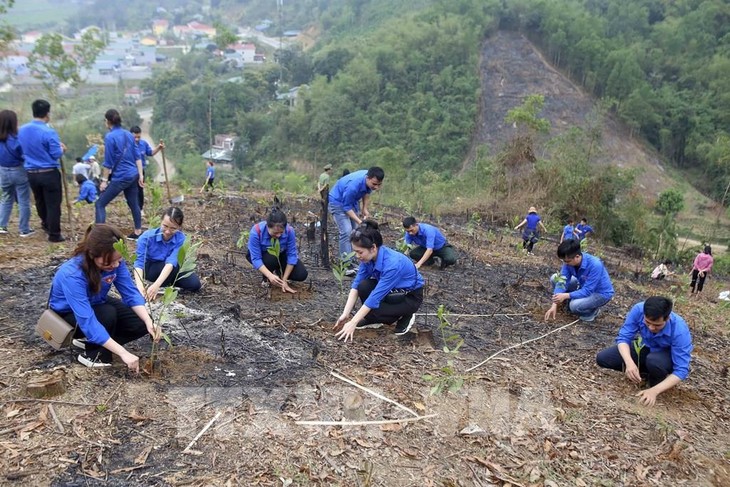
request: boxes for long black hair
[350,220,383,248]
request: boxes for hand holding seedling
[552,292,570,303]
[146,320,161,343]
[624,363,642,383]
[333,315,356,342]
[145,282,161,302]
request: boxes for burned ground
[0,189,729,487]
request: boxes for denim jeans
[95,177,141,229]
[328,203,357,260]
[550,274,611,318]
[0,166,32,233]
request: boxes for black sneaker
[77,351,112,368]
[126,232,140,240]
[20,229,36,238]
[344,268,357,277]
[48,235,66,243]
[394,314,415,335]
[356,321,383,330]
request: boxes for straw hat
[324,163,332,171]
[528,206,537,213]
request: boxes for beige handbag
[35,289,75,350]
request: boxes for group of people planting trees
[0,98,705,405]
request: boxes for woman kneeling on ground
[133,207,202,301]
[334,220,424,342]
[49,224,159,371]
[246,207,308,293]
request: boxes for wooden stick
[415,312,529,318]
[182,411,221,453]
[48,404,65,434]
[296,414,437,427]
[330,371,419,418]
[465,319,580,372]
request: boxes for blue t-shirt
[134,227,187,269]
[328,169,371,213]
[104,126,141,181]
[562,224,576,241]
[247,221,298,270]
[576,223,593,240]
[404,222,447,251]
[76,179,98,203]
[554,252,614,300]
[0,135,24,167]
[49,255,145,345]
[352,246,424,309]
[616,302,693,380]
[136,139,153,168]
[18,120,63,170]
[525,213,541,231]
[206,165,215,179]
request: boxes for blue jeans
[95,177,141,229]
[550,274,611,318]
[0,166,32,233]
[328,203,357,260]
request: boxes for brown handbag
[35,309,74,350]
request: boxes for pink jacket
[692,253,714,272]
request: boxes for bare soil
[0,186,729,487]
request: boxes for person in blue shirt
[130,126,163,213]
[402,216,457,269]
[560,218,577,244]
[334,220,424,341]
[545,239,614,322]
[246,208,308,293]
[0,109,34,237]
[50,224,158,371]
[575,218,593,241]
[596,296,693,406]
[328,167,384,271]
[96,109,144,240]
[133,206,201,301]
[18,99,67,242]
[75,174,98,204]
[514,206,547,255]
[200,160,215,193]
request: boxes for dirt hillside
[0,189,728,486]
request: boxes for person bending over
[402,216,457,269]
[334,220,424,341]
[246,207,308,293]
[133,207,201,301]
[596,296,693,406]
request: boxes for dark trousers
[357,279,423,325]
[690,269,707,293]
[95,177,141,229]
[522,230,538,252]
[60,297,149,362]
[145,260,202,291]
[246,250,308,281]
[28,169,63,239]
[596,344,673,387]
[409,244,457,268]
[137,169,147,210]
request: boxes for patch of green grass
[6,0,77,29]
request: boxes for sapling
[332,251,356,293]
[236,230,250,249]
[422,305,465,394]
[395,236,410,254]
[267,238,283,277]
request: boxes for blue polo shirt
[0,135,23,167]
[136,139,153,168]
[576,223,593,240]
[404,222,447,250]
[247,221,298,269]
[525,213,541,231]
[206,165,215,179]
[18,120,63,170]
[554,252,614,300]
[49,255,145,345]
[329,169,371,213]
[104,126,141,181]
[76,179,98,203]
[352,246,425,309]
[562,224,576,241]
[134,227,187,269]
[616,302,693,380]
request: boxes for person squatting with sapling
[334,220,425,341]
[133,207,202,301]
[328,166,384,275]
[246,207,308,293]
[49,224,159,371]
[596,296,693,406]
[514,206,547,255]
[545,239,614,322]
[402,216,457,269]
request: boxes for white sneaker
[344,268,357,277]
[72,338,87,350]
[78,352,112,368]
[394,314,416,335]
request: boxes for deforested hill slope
[469,30,730,239]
